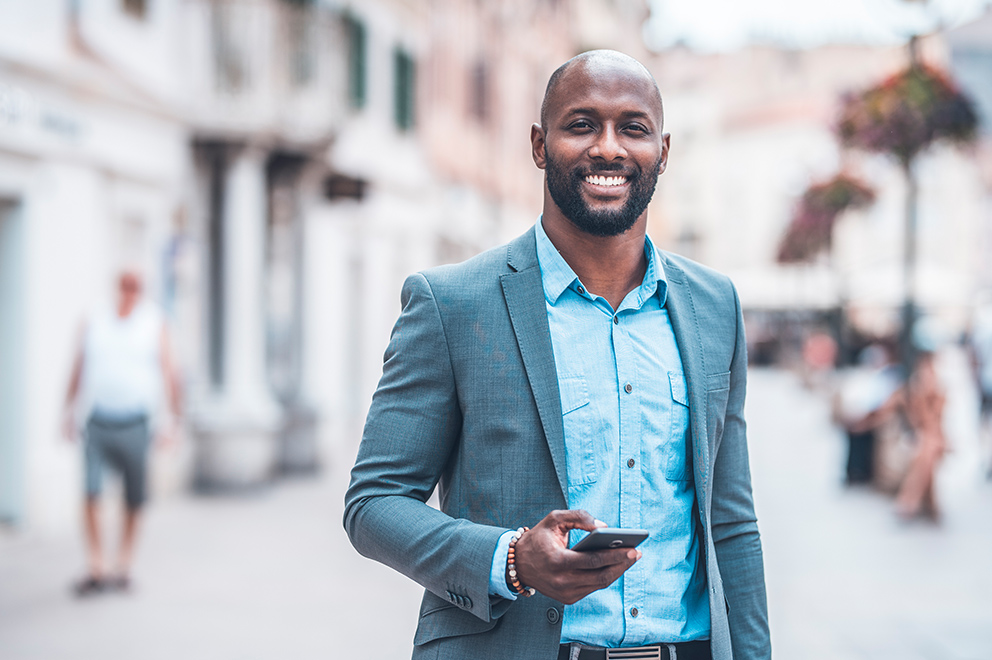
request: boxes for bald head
[540,50,663,130]
[116,269,143,318]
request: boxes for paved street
[1,367,990,659]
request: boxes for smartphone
[571,528,649,552]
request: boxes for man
[345,50,770,659]
[63,270,182,595]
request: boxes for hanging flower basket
[837,64,978,166]
[777,173,876,263]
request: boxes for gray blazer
[345,227,770,659]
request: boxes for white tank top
[83,301,163,416]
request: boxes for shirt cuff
[488,529,519,601]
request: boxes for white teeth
[585,175,627,187]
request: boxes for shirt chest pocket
[558,375,598,487]
[665,370,691,481]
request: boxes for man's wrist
[506,527,535,597]
[488,530,519,600]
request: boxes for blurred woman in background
[895,349,947,522]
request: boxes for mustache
[576,163,638,178]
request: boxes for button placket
[613,301,644,633]
[613,312,638,532]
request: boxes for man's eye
[625,124,648,134]
[569,121,593,130]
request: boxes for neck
[117,301,137,318]
[542,206,648,311]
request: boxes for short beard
[545,148,662,237]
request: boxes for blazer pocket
[706,371,731,392]
[414,596,499,646]
[706,372,732,444]
[558,375,597,487]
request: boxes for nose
[588,124,627,162]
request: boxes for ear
[530,123,547,170]
[658,133,671,176]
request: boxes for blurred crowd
[777,305,992,524]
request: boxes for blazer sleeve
[343,272,508,623]
[710,281,771,659]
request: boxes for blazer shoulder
[415,228,536,300]
[662,251,737,298]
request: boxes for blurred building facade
[650,37,989,359]
[948,8,992,294]
[0,0,654,532]
[7,0,988,534]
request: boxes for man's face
[118,273,142,309]
[534,60,669,237]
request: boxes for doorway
[0,199,25,526]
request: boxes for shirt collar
[535,217,668,308]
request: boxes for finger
[598,555,639,583]
[567,547,641,571]
[547,509,607,533]
[566,553,640,595]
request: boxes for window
[286,1,317,87]
[344,15,367,109]
[469,60,488,122]
[211,3,247,93]
[393,47,416,131]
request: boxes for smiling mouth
[584,174,629,187]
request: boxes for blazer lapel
[661,255,712,515]
[499,229,568,503]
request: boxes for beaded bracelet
[506,527,536,597]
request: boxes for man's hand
[512,509,641,605]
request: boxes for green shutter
[345,15,367,109]
[393,47,415,131]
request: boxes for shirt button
[624,383,633,394]
[577,285,585,294]
[546,607,561,624]
[613,316,619,325]
[627,458,636,468]
[630,607,639,617]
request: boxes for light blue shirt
[488,219,709,646]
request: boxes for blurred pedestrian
[801,329,838,390]
[61,270,182,596]
[969,301,992,479]
[834,342,902,485]
[895,345,947,522]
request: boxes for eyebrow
[560,107,654,121]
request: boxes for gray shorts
[84,413,151,509]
